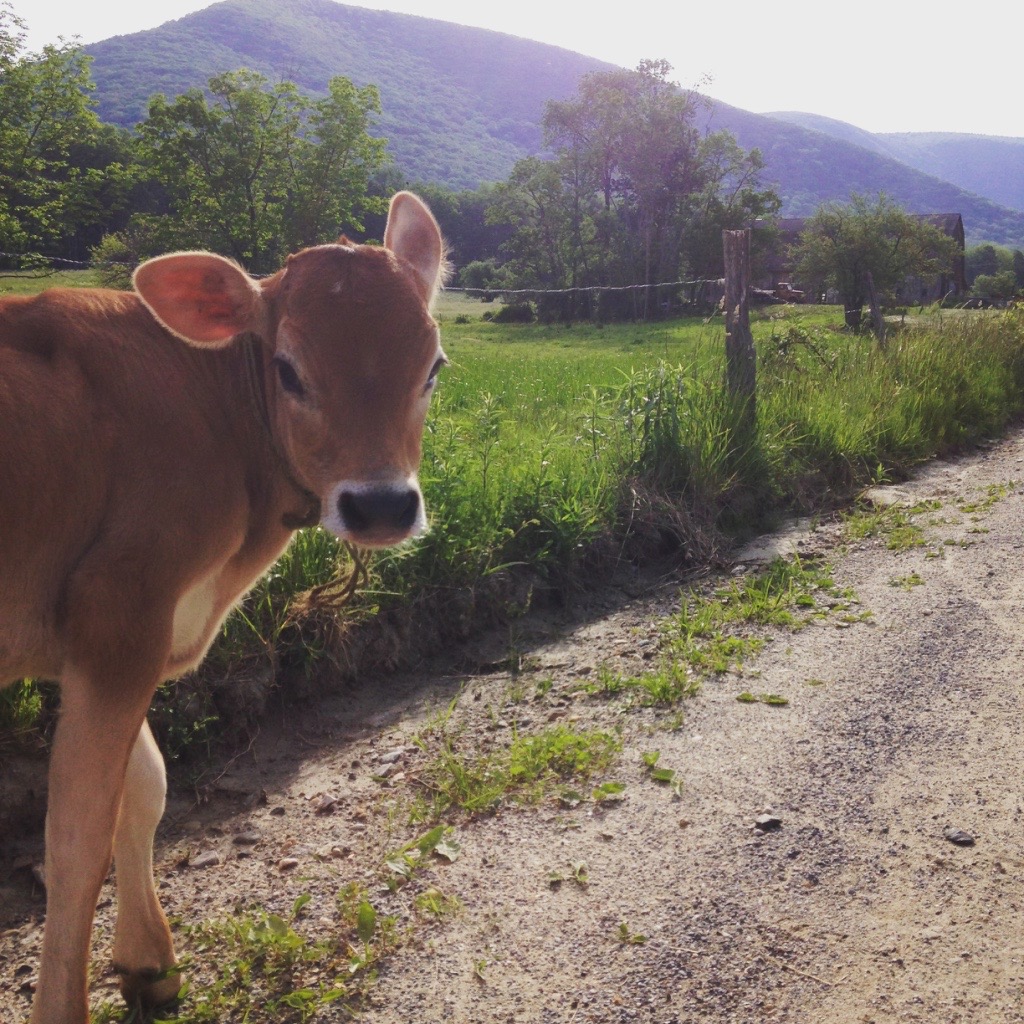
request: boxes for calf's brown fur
[0,192,446,1023]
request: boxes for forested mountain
[710,105,1024,247]
[84,0,611,190]
[769,111,1024,217]
[83,0,1024,246]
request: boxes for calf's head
[133,191,446,547]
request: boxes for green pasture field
[0,267,107,294]
[206,295,1024,704]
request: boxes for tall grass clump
[758,310,1024,498]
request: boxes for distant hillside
[762,111,896,158]
[85,0,612,190]
[878,133,1024,216]
[83,0,1024,247]
[714,106,1024,248]
[769,111,1024,218]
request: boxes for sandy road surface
[3,430,1024,1023]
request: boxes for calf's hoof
[116,964,183,1008]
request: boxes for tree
[132,69,388,272]
[0,3,107,257]
[965,242,1014,285]
[486,60,778,315]
[283,76,388,251]
[792,194,961,329]
[972,271,1017,300]
[967,243,1000,282]
[487,156,591,290]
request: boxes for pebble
[943,826,975,846]
[189,850,221,869]
[313,793,339,814]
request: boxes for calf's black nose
[338,485,420,536]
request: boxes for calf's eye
[273,356,305,398]
[425,355,447,393]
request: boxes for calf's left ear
[383,191,445,306]
[134,252,265,346]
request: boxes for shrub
[490,301,535,323]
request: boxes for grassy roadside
[3,286,1024,762]
[197,300,1024,731]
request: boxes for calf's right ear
[133,252,265,346]
[383,191,445,307]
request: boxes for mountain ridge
[768,110,1024,217]
[81,0,1024,247]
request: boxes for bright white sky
[14,0,1024,138]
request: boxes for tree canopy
[792,193,961,328]
[484,60,779,313]
[0,2,122,258]
[131,69,388,272]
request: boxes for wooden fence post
[723,229,756,432]
[864,270,887,348]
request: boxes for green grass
[577,554,867,712]
[0,268,107,295]
[411,720,623,819]
[90,829,465,1022]
[91,889,394,1024]
[843,504,926,551]
[0,679,45,732]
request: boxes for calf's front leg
[30,674,159,1024]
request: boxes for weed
[641,751,683,796]
[414,887,463,920]
[959,480,1018,514]
[106,892,382,1023]
[414,724,622,819]
[384,826,461,890]
[736,692,789,706]
[617,922,648,945]
[890,572,925,590]
[843,504,925,551]
[578,659,701,707]
[666,555,862,663]
[591,780,626,803]
[549,861,590,889]
[0,679,45,734]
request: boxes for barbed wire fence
[0,249,729,316]
[447,277,727,320]
[0,250,135,280]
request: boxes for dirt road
[3,429,1024,1023]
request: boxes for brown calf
[0,192,446,1023]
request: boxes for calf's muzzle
[337,483,422,542]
